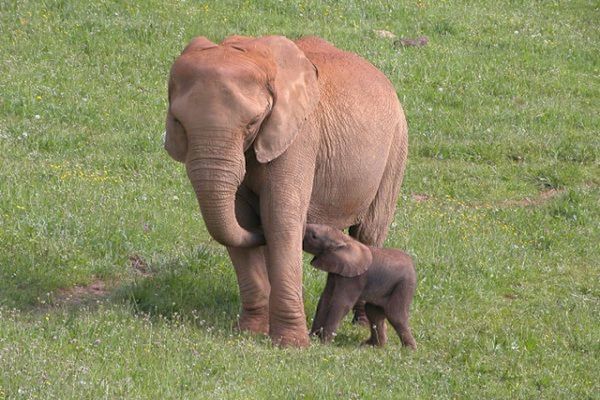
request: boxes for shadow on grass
[115,245,243,333]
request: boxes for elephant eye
[246,116,261,130]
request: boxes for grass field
[1,0,598,398]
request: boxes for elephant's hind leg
[349,119,408,248]
[350,120,408,325]
[228,186,270,335]
[384,282,416,349]
[228,246,270,335]
[362,304,388,347]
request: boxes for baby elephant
[303,224,417,349]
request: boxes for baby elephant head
[303,224,373,277]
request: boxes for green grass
[1,0,598,398]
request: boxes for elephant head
[165,36,320,248]
[303,224,373,277]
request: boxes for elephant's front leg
[227,246,270,335]
[310,274,336,338]
[262,224,308,347]
[320,279,362,343]
[259,136,317,347]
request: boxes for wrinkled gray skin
[303,224,417,349]
[164,35,408,347]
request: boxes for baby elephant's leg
[362,303,387,347]
[384,284,417,349]
[320,297,354,343]
[310,275,336,338]
[351,300,370,326]
[321,278,362,343]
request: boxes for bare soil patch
[411,193,431,202]
[52,279,109,306]
[410,188,566,207]
[129,254,151,277]
[497,188,565,207]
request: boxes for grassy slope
[0,0,598,398]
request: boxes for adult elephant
[164,35,408,347]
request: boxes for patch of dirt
[498,188,565,207]
[129,254,151,277]
[373,29,396,39]
[43,254,153,309]
[52,279,109,306]
[410,189,565,208]
[411,193,431,202]
[395,36,429,48]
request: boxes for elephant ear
[311,241,373,278]
[220,35,254,47]
[164,107,187,163]
[182,36,217,53]
[249,36,320,163]
[165,37,218,163]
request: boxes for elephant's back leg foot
[228,246,270,336]
[384,285,417,349]
[228,189,271,335]
[270,322,311,348]
[361,303,387,347]
[236,305,270,335]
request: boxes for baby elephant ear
[311,241,373,277]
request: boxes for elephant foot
[361,337,386,347]
[236,308,269,335]
[270,324,310,348]
[309,327,323,339]
[271,331,310,348]
[401,337,417,350]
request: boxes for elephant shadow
[120,247,380,345]
[118,245,242,333]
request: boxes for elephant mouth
[309,255,322,265]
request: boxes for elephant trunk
[185,136,264,248]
